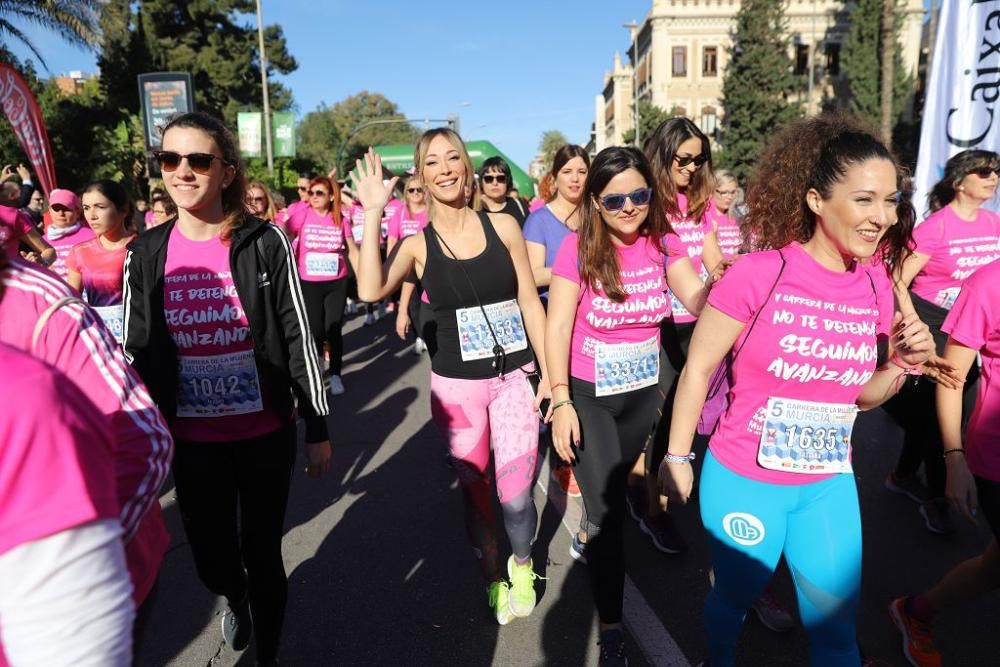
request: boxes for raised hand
[350,148,399,213]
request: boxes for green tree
[538,130,569,171]
[841,0,913,135]
[0,0,100,67]
[720,0,801,183]
[623,99,672,146]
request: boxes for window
[703,47,718,77]
[700,107,718,136]
[826,43,841,76]
[672,46,687,77]
[794,44,809,76]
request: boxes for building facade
[593,0,925,151]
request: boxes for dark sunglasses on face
[309,190,329,197]
[50,205,72,213]
[599,187,653,211]
[407,188,423,194]
[969,166,1000,178]
[297,185,308,191]
[673,153,708,168]
[482,174,507,184]
[153,151,227,174]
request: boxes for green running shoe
[488,580,514,625]
[507,556,539,618]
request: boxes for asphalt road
[140,312,998,667]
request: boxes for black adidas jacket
[122,216,330,443]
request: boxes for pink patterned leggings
[430,365,539,582]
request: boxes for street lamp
[255,0,274,177]
[623,21,640,147]
[335,117,459,175]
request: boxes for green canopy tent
[373,141,535,196]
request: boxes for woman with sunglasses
[702,169,747,273]
[545,146,713,665]
[354,129,549,626]
[391,176,432,353]
[247,181,277,223]
[123,111,331,665]
[477,156,528,226]
[66,180,137,344]
[661,114,933,667]
[149,194,177,228]
[286,176,358,396]
[38,188,91,280]
[884,149,1000,536]
[346,177,402,324]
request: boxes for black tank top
[422,210,533,379]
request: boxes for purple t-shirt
[523,205,572,300]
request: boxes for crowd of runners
[0,108,998,667]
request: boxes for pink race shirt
[666,192,710,323]
[552,232,674,384]
[287,207,350,282]
[942,259,1000,481]
[706,199,744,258]
[347,200,399,244]
[46,224,96,281]
[67,237,132,307]
[910,205,1000,309]
[0,207,34,257]
[163,226,282,442]
[387,205,428,240]
[708,244,893,485]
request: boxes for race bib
[456,299,528,362]
[94,304,124,344]
[757,397,857,474]
[305,251,340,278]
[176,350,263,418]
[594,336,659,396]
[935,286,960,310]
[352,225,364,244]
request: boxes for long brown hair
[578,146,667,302]
[744,112,915,269]
[160,112,248,243]
[644,117,713,223]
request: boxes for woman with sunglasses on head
[123,112,331,665]
[545,146,713,665]
[66,180,137,344]
[354,129,549,626]
[660,114,933,667]
[477,156,528,227]
[286,176,358,396]
[882,150,1000,536]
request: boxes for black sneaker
[640,512,687,554]
[625,483,647,522]
[598,628,629,666]
[221,598,253,651]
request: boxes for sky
[7,0,652,170]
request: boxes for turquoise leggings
[700,450,862,666]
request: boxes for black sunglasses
[297,185,309,191]
[153,151,227,174]
[406,187,423,194]
[673,153,708,168]
[969,166,1000,178]
[482,174,507,184]
[599,187,653,211]
[308,189,329,197]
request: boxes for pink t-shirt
[287,207,350,282]
[942,259,1000,481]
[0,207,34,257]
[164,225,282,442]
[552,232,676,384]
[67,237,132,307]
[529,197,546,213]
[0,255,172,605]
[910,205,1000,309]
[387,205,428,240]
[346,200,399,244]
[46,224,96,282]
[707,243,893,485]
[706,199,743,258]
[666,192,710,323]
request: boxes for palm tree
[0,0,101,68]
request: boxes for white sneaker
[414,337,426,355]
[328,374,345,395]
[364,313,375,326]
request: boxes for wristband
[551,399,574,412]
[890,353,923,376]
[943,448,966,459]
[551,382,570,392]
[664,451,696,465]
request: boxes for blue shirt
[523,205,572,301]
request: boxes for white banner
[913,0,1000,219]
[237,112,262,158]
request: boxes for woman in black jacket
[122,111,330,665]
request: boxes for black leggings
[647,320,696,472]
[571,378,662,624]
[172,423,296,662]
[301,278,348,375]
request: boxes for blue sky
[7,0,651,169]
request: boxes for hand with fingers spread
[891,311,933,368]
[350,148,400,213]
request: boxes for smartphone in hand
[525,371,551,420]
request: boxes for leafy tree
[0,0,100,68]
[623,99,672,146]
[538,130,569,171]
[841,0,913,135]
[720,0,801,183]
